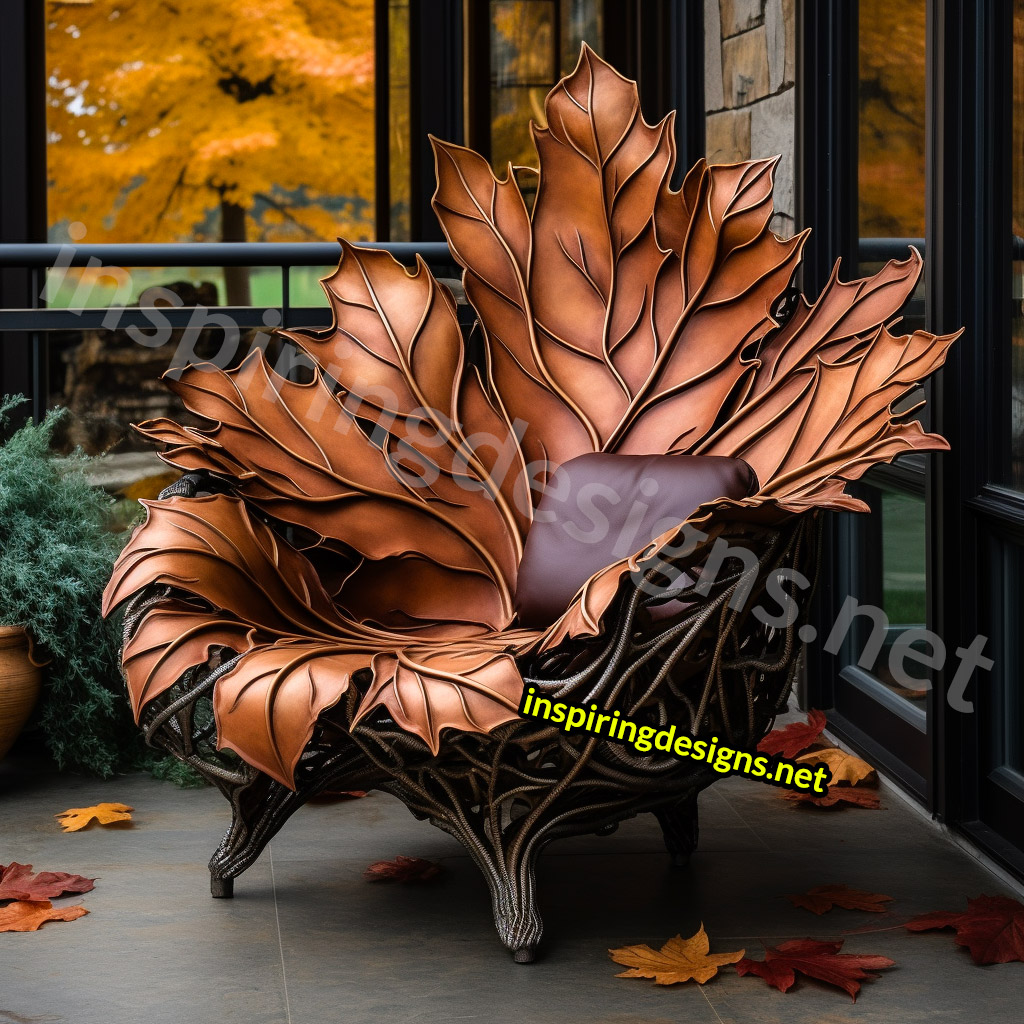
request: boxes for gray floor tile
[3,746,1024,1023]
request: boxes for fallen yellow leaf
[797,747,875,786]
[55,803,134,832]
[0,900,88,932]
[610,925,745,985]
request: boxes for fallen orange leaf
[363,856,442,883]
[797,747,875,785]
[609,925,744,985]
[0,863,96,902]
[785,786,881,809]
[0,900,88,932]
[55,802,133,832]
[787,884,893,915]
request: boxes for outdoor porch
[3,718,1021,1024]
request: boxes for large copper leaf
[106,495,540,782]
[213,641,371,784]
[120,602,265,720]
[103,495,348,638]
[696,254,959,506]
[605,158,806,454]
[432,136,597,471]
[136,347,520,630]
[433,45,806,468]
[353,634,538,755]
[282,242,531,543]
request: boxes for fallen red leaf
[363,856,442,883]
[0,863,96,902]
[784,786,881,809]
[758,710,827,758]
[735,938,895,1000]
[55,802,133,832]
[905,894,1024,964]
[787,884,893,915]
[0,900,89,932]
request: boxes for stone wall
[704,0,795,237]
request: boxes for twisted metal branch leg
[208,770,298,897]
[653,794,699,869]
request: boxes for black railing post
[408,0,463,241]
[925,0,1014,829]
[795,0,859,714]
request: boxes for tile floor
[2,736,1023,1024]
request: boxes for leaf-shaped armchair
[103,47,957,962]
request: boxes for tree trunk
[220,200,251,307]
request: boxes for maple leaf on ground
[735,938,895,1000]
[609,925,745,985]
[797,747,875,785]
[362,856,442,883]
[784,786,881,809]
[758,710,827,758]
[0,900,89,932]
[0,863,96,902]
[54,803,134,832]
[905,894,1024,964]
[786,884,893,915]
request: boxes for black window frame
[800,0,1024,878]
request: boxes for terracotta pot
[0,625,44,761]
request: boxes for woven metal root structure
[123,509,820,960]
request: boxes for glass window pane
[842,484,930,708]
[488,0,602,174]
[858,0,926,239]
[560,0,602,72]
[389,0,412,241]
[856,1,928,444]
[876,487,929,704]
[46,1,377,251]
[490,1,557,171]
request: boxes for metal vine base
[124,477,820,962]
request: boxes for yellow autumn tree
[858,0,926,237]
[47,0,375,301]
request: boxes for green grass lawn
[45,265,336,309]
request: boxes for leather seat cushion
[514,453,758,628]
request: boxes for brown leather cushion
[514,453,758,628]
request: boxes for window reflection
[389,0,412,240]
[848,484,930,706]
[858,0,926,238]
[850,1,930,710]
[488,0,602,175]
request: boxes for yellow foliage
[46,0,376,242]
[858,0,926,237]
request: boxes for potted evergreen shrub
[0,395,143,772]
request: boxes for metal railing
[0,241,454,332]
[1,235,1020,421]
